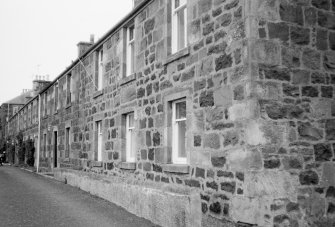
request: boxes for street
[0,166,159,227]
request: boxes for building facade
[3,0,335,226]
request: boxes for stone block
[312,0,330,10]
[318,11,335,30]
[121,85,136,103]
[227,148,262,171]
[200,91,214,107]
[292,69,310,85]
[249,0,280,21]
[282,46,300,68]
[268,22,289,42]
[213,86,232,108]
[211,155,226,167]
[326,119,335,140]
[189,150,211,167]
[215,54,232,71]
[302,48,321,70]
[324,51,335,72]
[298,122,323,141]
[290,26,310,45]
[317,29,328,51]
[322,163,335,186]
[302,86,319,97]
[228,99,259,121]
[330,32,335,51]
[245,121,266,145]
[280,2,303,25]
[204,133,220,149]
[216,13,232,27]
[304,7,317,27]
[231,196,271,227]
[314,143,333,162]
[299,170,319,185]
[251,40,280,66]
[244,171,298,200]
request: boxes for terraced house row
[3,0,335,226]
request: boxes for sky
[0,0,133,105]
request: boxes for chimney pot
[90,34,94,44]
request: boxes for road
[0,166,159,227]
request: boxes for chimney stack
[77,35,94,57]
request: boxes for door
[54,131,58,168]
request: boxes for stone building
[0,77,50,141]
[3,0,335,226]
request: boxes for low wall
[54,168,201,227]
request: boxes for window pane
[129,25,134,41]
[177,8,185,50]
[175,0,180,8]
[176,101,186,119]
[178,120,186,158]
[131,129,136,159]
[131,43,135,74]
[128,113,134,127]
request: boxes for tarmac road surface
[0,166,159,227]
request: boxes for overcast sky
[0,0,132,105]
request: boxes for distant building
[0,77,50,140]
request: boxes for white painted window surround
[126,24,135,77]
[171,0,187,54]
[97,121,102,162]
[172,98,187,164]
[98,49,103,90]
[126,112,136,162]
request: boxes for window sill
[93,90,103,99]
[161,164,190,174]
[92,161,103,167]
[120,73,136,86]
[163,46,190,66]
[65,104,72,109]
[119,162,136,170]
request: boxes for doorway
[54,131,58,168]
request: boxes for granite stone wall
[6,0,335,226]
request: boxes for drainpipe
[37,94,41,172]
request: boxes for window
[97,49,103,90]
[65,127,70,158]
[126,23,135,76]
[44,92,47,116]
[171,0,187,54]
[54,82,58,112]
[43,133,47,158]
[172,99,186,164]
[66,74,72,105]
[13,106,18,115]
[96,121,102,161]
[126,112,136,162]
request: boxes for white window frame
[98,49,103,90]
[126,112,136,162]
[13,106,18,115]
[126,24,135,77]
[171,0,187,54]
[96,121,103,162]
[54,82,59,111]
[65,127,70,158]
[172,98,187,164]
[43,133,47,158]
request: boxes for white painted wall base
[54,168,201,227]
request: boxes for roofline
[8,0,152,123]
[38,0,152,96]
